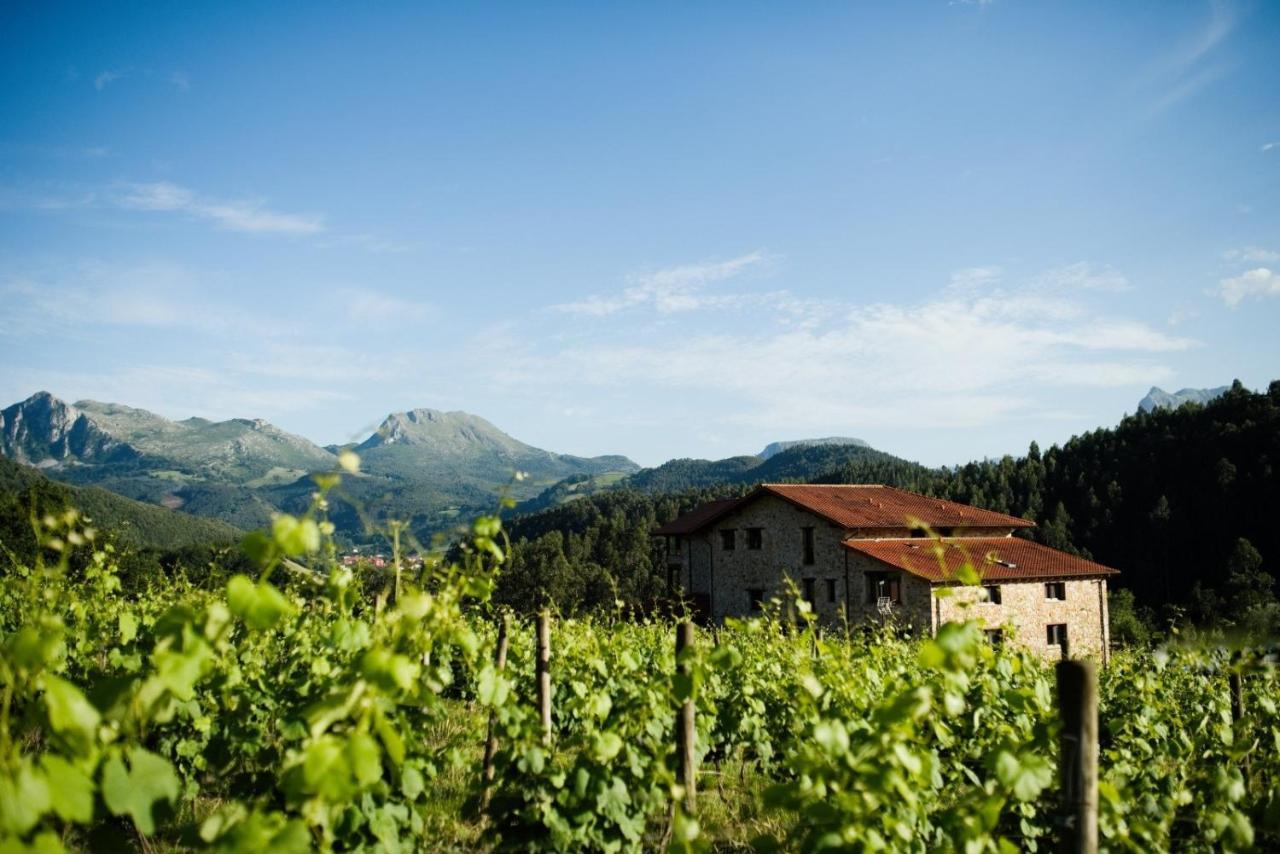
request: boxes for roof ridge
[761,482,884,488]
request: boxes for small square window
[982,585,1002,605]
[802,578,816,603]
[746,528,763,550]
[747,588,765,611]
[826,578,837,603]
[985,628,1004,646]
[720,529,736,551]
[1046,623,1068,646]
[1045,582,1066,601]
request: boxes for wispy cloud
[3,364,352,424]
[94,69,126,90]
[1224,246,1279,263]
[169,71,190,91]
[493,262,1194,434]
[1133,1,1236,116]
[336,288,433,326]
[0,261,275,337]
[1261,141,1279,153]
[553,251,778,316]
[1217,267,1279,307]
[116,181,325,234]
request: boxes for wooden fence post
[536,610,552,745]
[480,612,510,810]
[1057,659,1098,854]
[1229,653,1249,782]
[675,620,697,814]
[1229,653,1245,723]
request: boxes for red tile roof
[758,484,1033,531]
[653,498,745,535]
[843,536,1120,583]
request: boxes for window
[1046,623,1068,646]
[865,571,902,604]
[984,629,1004,646]
[802,578,816,604]
[667,536,681,554]
[982,585,1002,605]
[747,588,765,611]
[746,528,763,550]
[802,527,815,565]
[720,529,736,551]
[1045,582,1066,601]
[826,578,837,603]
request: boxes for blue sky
[1,1,1278,467]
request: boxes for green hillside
[0,456,242,555]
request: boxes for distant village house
[653,484,1118,663]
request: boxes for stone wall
[698,494,848,622]
[843,550,935,635]
[934,577,1110,664]
[669,497,1111,665]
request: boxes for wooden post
[536,610,552,745]
[675,620,697,814]
[1229,654,1249,782]
[1057,660,1098,854]
[480,612,510,809]
[1229,670,1244,724]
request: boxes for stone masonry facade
[658,486,1117,665]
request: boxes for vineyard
[1,466,1277,852]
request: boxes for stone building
[654,484,1118,663]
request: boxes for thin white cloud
[1224,246,1280,263]
[94,69,125,90]
[228,342,414,383]
[116,181,324,234]
[1133,1,1236,116]
[1217,267,1280,307]
[493,263,1195,434]
[4,365,351,423]
[169,71,190,91]
[554,251,777,316]
[337,288,433,326]
[1029,262,1131,293]
[0,261,274,337]
[1261,142,1279,153]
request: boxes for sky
[1,1,1278,468]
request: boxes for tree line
[501,381,1280,638]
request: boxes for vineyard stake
[480,612,510,810]
[536,610,552,745]
[1056,659,1098,854]
[1229,652,1245,723]
[675,620,697,814]
[1229,653,1249,783]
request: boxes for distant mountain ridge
[0,392,335,481]
[1138,386,1230,413]
[758,437,869,460]
[0,392,638,541]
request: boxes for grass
[412,700,790,851]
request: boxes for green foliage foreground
[0,465,1277,852]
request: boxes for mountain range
[0,392,640,540]
[1,384,1242,545]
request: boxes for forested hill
[0,457,242,557]
[909,380,1279,621]
[503,380,1279,624]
